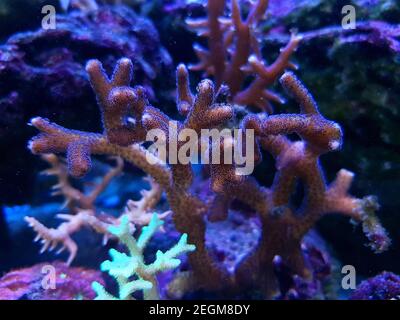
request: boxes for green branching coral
[92,214,196,300]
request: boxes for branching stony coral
[123,177,171,231]
[40,154,124,212]
[25,153,169,265]
[26,0,390,300]
[187,0,301,112]
[92,214,196,300]
[28,54,390,297]
[25,210,110,266]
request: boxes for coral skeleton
[92,214,195,300]
[27,55,390,297]
[186,0,301,112]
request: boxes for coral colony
[0,0,397,300]
[22,0,391,299]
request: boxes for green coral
[92,214,196,300]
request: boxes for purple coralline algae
[0,261,104,300]
[351,271,400,300]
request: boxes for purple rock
[351,271,400,300]
[0,261,104,300]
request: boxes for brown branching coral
[187,0,301,112]
[24,0,390,299]
[27,52,390,297]
[233,72,391,295]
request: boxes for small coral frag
[92,214,195,300]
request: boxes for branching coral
[27,55,390,297]
[233,72,391,295]
[92,214,195,300]
[28,58,232,290]
[186,0,301,112]
[25,153,169,265]
[40,154,123,212]
[26,210,111,266]
[123,177,171,230]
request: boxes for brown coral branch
[176,64,194,116]
[187,0,227,85]
[233,71,390,296]
[29,117,171,187]
[187,0,300,111]
[323,171,390,253]
[183,78,233,132]
[233,34,301,112]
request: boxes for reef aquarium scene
[0,0,400,306]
